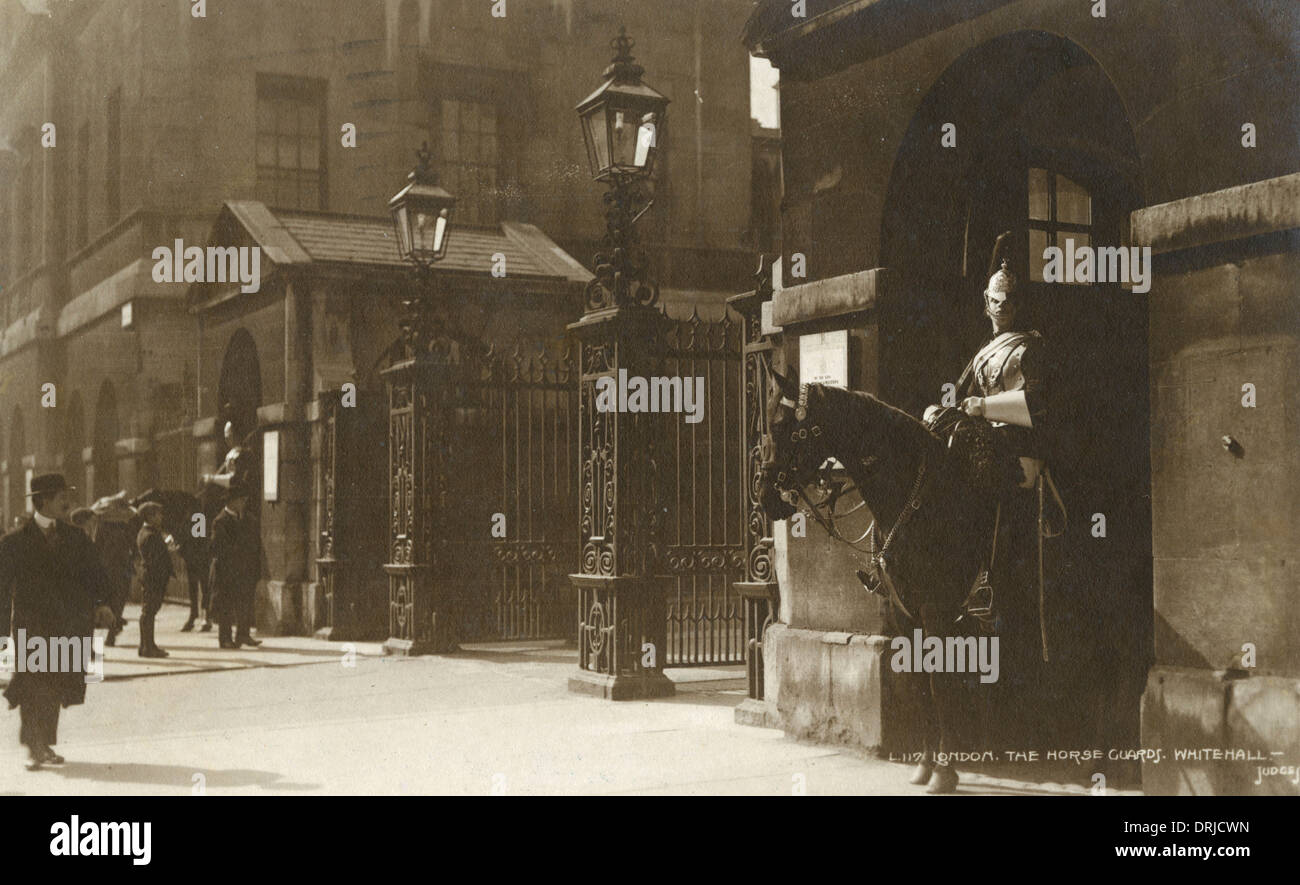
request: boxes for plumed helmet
[985,230,1017,296]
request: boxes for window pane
[300,136,320,171]
[257,134,277,166]
[299,101,320,137]
[301,171,322,210]
[1028,167,1049,221]
[442,125,458,161]
[1056,174,1091,225]
[278,134,297,168]
[1029,228,1049,282]
[257,99,276,134]
[442,99,459,133]
[278,172,295,208]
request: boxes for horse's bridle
[762,383,931,621]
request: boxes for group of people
[0,459,263,769]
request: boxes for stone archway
[217,328,263,444]
[879,30,1151,765]
[92,381,119,499]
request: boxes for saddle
[923,407,1023,494]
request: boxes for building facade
[744,0,1298,792]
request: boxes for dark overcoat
[136,524,174,596]
[208,509,261,622]
[0,518,109,708]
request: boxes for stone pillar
[1134,173,1300,795]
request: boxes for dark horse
[759,369,1008,793]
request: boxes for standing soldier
[91,492,138,647]
[209,484,263,649]
[136,501,173,658]
[0,474,115,769]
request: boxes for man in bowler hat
[0,474,115,769]
[136,501,173,658]
[209,484,263,649]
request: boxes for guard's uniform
[957,325,1062,746]
[960,329,1050,469]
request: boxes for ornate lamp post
[568,29,675,699]
[382,144,460,655]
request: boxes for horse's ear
[769,364,799,401]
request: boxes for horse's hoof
[909,762,934,785]
[926,765,959,794]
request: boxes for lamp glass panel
[610,107,640,169]
[582,107,609,175]
[393,204,412,258]
[414,210,438,256]
[634,116,657,168]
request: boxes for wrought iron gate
[657,310,746,665]
[453,343,579,642]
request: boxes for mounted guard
[926,231,1066,663]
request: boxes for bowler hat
[27,473,74,497]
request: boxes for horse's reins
[775,387,930,621]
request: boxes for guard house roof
[189,200,592,308]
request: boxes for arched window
[218,328,263,441]
[1027,167,1094,283]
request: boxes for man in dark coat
[209,484,263,649]
[0,474,115,768]
[90,493,138,647]
[135,501,173,658]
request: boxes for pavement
[0,601,1121,796]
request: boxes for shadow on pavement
[34,760,320,792]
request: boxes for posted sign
[798,330,849,389]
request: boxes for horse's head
[758,365,835,522]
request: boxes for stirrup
[856,568,886,600]
[956,570,995,629]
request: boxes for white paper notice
[798,330,849,389]
[263,430,279,502]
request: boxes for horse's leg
[910,666,938,785]
[920,606,960,794]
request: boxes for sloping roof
[202,200,592,284]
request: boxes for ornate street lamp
[575,28,671,314]
[576,29,669,182]
[389,142,456,268]
[381,144,460,657]
[567,29,675,700]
